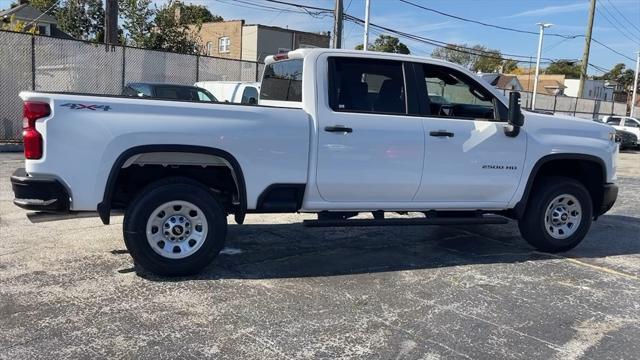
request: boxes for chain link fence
[499,89,638,120]
[0,30,264,143]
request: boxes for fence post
[195,55,200,82]
[121,45,126,90]
[573,96,579,116]
[31,35,36,91]
[255,62,259,82]
[553,95,558,114]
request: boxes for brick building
[194,20,330,63]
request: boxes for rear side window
[626,120,639,128]
[329,57,406,115]
[241,86,259,104]
[261,59,303,102]
[606,117,621,125]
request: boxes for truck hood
[522,110,615,140]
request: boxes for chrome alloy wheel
[544,194,582,240]
[146,200,208,259]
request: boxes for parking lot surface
[1,151,639,359]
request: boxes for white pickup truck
[11,49,618,276]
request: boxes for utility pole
[333,0,343,49]
[578,0,596,98]
[532,23,552,111]
[104,0,118,45]
[631,51,640,117]
[363,0,371,51]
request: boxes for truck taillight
[22,101,50,160]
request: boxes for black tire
[518,176,593,252]
[123,177,227,276]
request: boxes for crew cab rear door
[412,62,526,204]
[314,56,424,202]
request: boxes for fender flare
[97,145,247,225]
[513,153,607,219]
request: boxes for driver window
[422,64,496,120]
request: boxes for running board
[303,215,509,227]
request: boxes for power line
[591,38,635,62]
[596,1,639,45]
[259,0,617,67]
[397,0,636,63]
[605,0,640,35]
[397,0,580,39]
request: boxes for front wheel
[518,176,593,252]
[123,178,227,276]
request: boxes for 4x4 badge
[60,103,111,111]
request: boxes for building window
[37,25,47,35]
[218,37,230,53]
[206,41,213,56]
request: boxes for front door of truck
[412,63,526,204]
[315,57,424,202]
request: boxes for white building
[563,79,614,101]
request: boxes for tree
[156,1,222,25]
[147,1,201,53]
[431,44,473,67]
[545,60,581,79]
[502,59,519,73]
[119,0,155,47]
[1,14,39,34]
[595,63,636,91]
[471,45,502,73]
[355,35,410,54]
[431,43,503,73]
[56,0,104,40]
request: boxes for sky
[2,0,639,74]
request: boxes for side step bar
[303,215,509,228]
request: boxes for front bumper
[11,168,70,212]
[597,183,618,217]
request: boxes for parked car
[194,81,260,104]
[615,129,639,150]
[123,83,218,102]
[12,49,618,276]
[603,116,640,148]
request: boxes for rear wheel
[123,178,227,276]
[518,176,593,252]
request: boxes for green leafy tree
[26,0,59,12]
[502,59,519,73]
[119,0,155,47]
[27,0,104,40]
[1,14,39,33]
[148,1,201,53]
[156,1,222,25]
[595,63,636,91]
[545,60,581,79]
[431,44,473,68]
[56,0,104,40]
[355,35,410,54]
[431,43,503,73]
[471,45,503,73]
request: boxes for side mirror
[505,92,524,137]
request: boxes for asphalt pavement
[1,151,639,359]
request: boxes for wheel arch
[513,154,607,220]
[97,145,247,225]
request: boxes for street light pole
[532,22,552,111]
[363,0,371,51]
[631,51,640,117]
